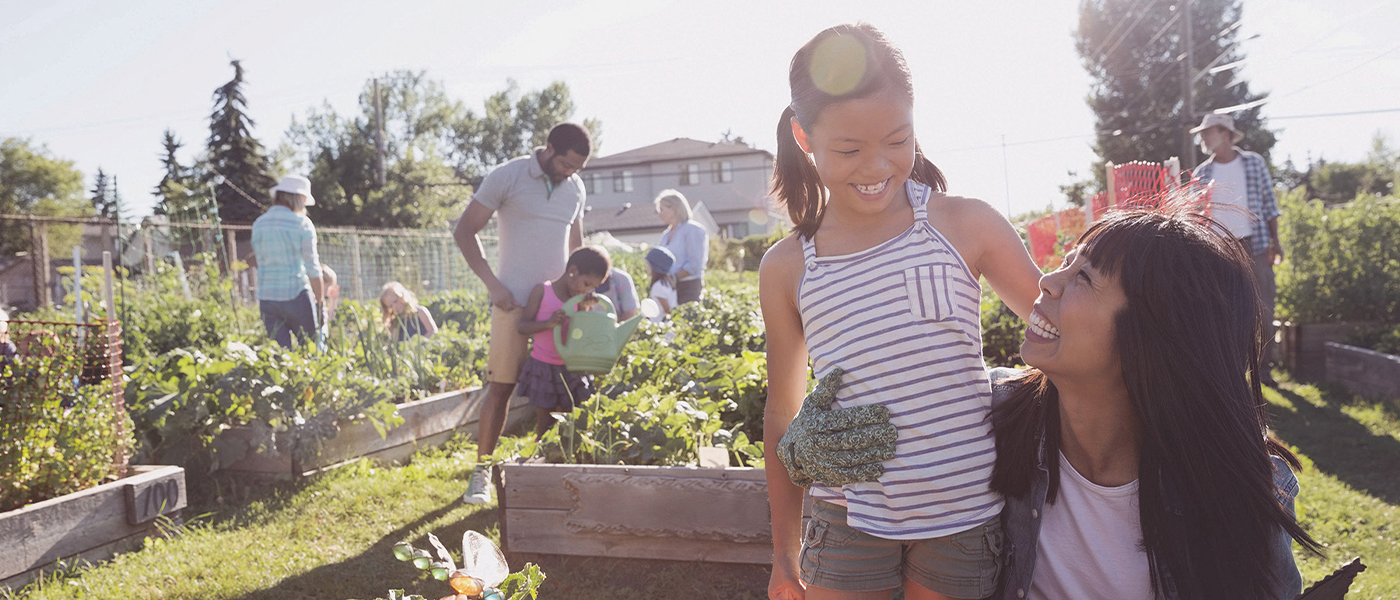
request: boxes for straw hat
[270,175,316,205]
[1189,113,1244,144]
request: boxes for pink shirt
[530,281,567,365]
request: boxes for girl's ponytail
[911,141,947,193]
[772,106,827,239]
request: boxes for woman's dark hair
[566,245,610,279]
[547,122,592,158]
[772,23,946,239]
[989,209,1320,600]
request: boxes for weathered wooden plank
[563,471,771,543]
[501,464,765,511]
[222,389,531,477]
[0,465,183,580]
[311,399,535,472]
[308,388,479,469]
[1,528,149,590]
[505,508,774,564]
[124,466,187,525]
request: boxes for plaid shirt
[1193,148,1280,256]
[251,206,323,302]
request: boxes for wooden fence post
[30,220,52,308]
[351,233,364,302]
[227,235,242,304]
[142,228,155,275]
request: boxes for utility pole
[374,77,386,189]
[1181,0,1197,167]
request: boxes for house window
[613,170,633,193]
[584,173,602,194]
[680,163,700,186]
[711,160,733,183]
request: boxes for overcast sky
[2,0,1397,221]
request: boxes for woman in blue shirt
[251,175,324,348]
[654,189,708,305]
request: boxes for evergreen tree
[154,129,201,220]
[90,168,118,219]
[1076,0,1272,184]
[205,59,275,224]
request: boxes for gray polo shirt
[473,150,587,304]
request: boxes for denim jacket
[989,368,1303,600]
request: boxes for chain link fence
[1,214,498,311]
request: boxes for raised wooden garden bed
[500,463,785,564]
[1325,342,1400,399]
[0,465,186,590]
[1280,321,1380,381]
[222,387,534,479]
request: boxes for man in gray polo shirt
[453,122,591,504]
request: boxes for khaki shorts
[486,306,529,384]
[799,500,1003,598]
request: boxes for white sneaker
[461,466,493,505]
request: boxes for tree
[154,129,202,221]
[451,79,602,180]
[1277,133,1400,204]
[1076,0,1272,185]
[0,138,90,255]
[286,72,601,228]
[206,59,276,224]
[89,168,122,220]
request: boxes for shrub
[1346,323,1400,356]
[981,285,1024,368]
[1276,190,1400,323]
[0,327,135,511]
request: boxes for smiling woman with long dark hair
[989,210,1320,600]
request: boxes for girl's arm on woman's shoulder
[758,236,812,589]
[929,194,1042,319]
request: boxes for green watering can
[553,293,651,374]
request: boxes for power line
[1276,40,1400,101]
[1270,107,1400,120]
[1102,0,1161,61]
[1089,0,1155,59]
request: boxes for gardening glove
[777,367,898,488]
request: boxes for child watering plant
[760,23,1043,600]
[516,245,611,439]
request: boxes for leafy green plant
[980,283,1024,368]
[1276,190,1400,324]
[1346,323,1400,356]
[0,329,135,511]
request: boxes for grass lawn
[5,379,1396,599]
[1267,376,1400,598]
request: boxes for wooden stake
[31,220,52,308]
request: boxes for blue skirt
[517,357,592,412]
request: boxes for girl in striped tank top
[762,24,1043,600]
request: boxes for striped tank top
[800,180,1002,540]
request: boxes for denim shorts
[799,500,1004,598]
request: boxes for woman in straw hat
[251,175,325,347]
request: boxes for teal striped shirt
[252,206,322,301]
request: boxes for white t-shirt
[1029,452,1154,600]
[649,280,678,323]
[1208,158,1255,239]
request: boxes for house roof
[584,138,770,169]
[585,192,778,232]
